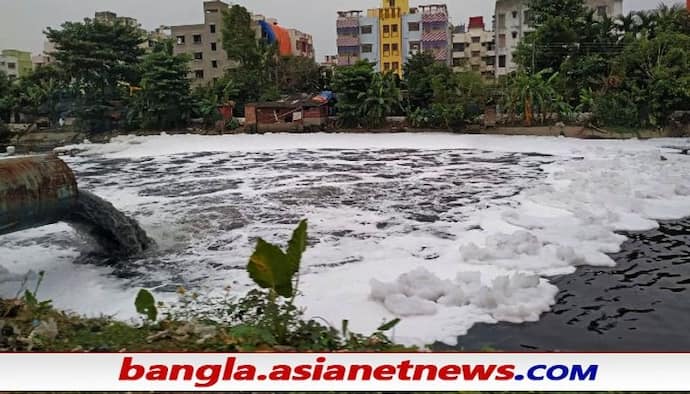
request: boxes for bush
[592,92,640,128]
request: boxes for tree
[528,0,587,26]
[403,52,437,110]
[222,5,261,67]
[45,18,145,131]
[275,56,321,94]
[137,41,194,129]
[221,5,281,114]
[358,72,401,128]
[612,31,690,127]
[501,69,561,126]
[9,65,71,126]
[332,60,375,127]
[0,71,14,123]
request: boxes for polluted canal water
[0,155,151,257]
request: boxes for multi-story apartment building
[336,10,364,67]
[172,1,230,85]
[495,0,623,77]
[336,0,451,75]
[94,11,140,28]
[0,54,19,79]
[1,50,32,78]
[172,1,315,86]
[452,17,496,79]
[31,41,57,69]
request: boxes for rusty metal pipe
[0,155,78,236]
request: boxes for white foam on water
[1,133,688,346]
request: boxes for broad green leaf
[247,238,294,298]
[286,219,308,274]
[135,289,158,321]
[377,318,401,332]
[23,290,38,306]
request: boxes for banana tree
[357,72,401,129]
[505,70,559,126]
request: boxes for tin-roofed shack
[244,93,332,133]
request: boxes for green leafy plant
[247,219,307,299]
[135,289,158,322]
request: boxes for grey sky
[0,0,680,60]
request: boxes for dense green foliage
[135,42,194,129]
[2,2,688,134]
[46,18,145,131]
[514,1,690,128]
[331,60,376,127]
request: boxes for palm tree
[616,11,643,38]
[652,3,687,34]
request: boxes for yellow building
[368,0,410,75]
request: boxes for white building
[494,0,623,77]
[0,54,19,79]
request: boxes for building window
[212,60,218,68]
[487,41,495,51]
[486,56,495,65]
[498,34,506,48]
[210,24,216,34]
[383,25,390,36]
[408,22,420,31]
[361,25,373,34]
[194,52,203,60]
[512,10,518,18]
[471,51,481,57]
[211,42,217,51]
[193,34,202,44]
[362,44,373,53]
[392,43,399,54]
[383,62,390,70]
[195,70,204,79]
[472,36,480,43]
[7,63,16,69]
[383,43,390,55]
[453,42,465,51]
[498,14,506,29]
[392,61,399,71]
[206,8,218,13]
[512,31,518,39]
[176,35,185,45]
[499,55,506,68]
[391,24,398,35]
[452,58,462,67]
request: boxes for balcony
[422,30,448,42]
[336,18,360,29]
[337,55,360,66]
[422,13,448,24]
[337,36,360,47]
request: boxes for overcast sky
[0,0,680,60]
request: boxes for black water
[441,217,690,351]
[66,190,152,257]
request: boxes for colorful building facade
[1,49,32,78]
[336,0,451,75]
